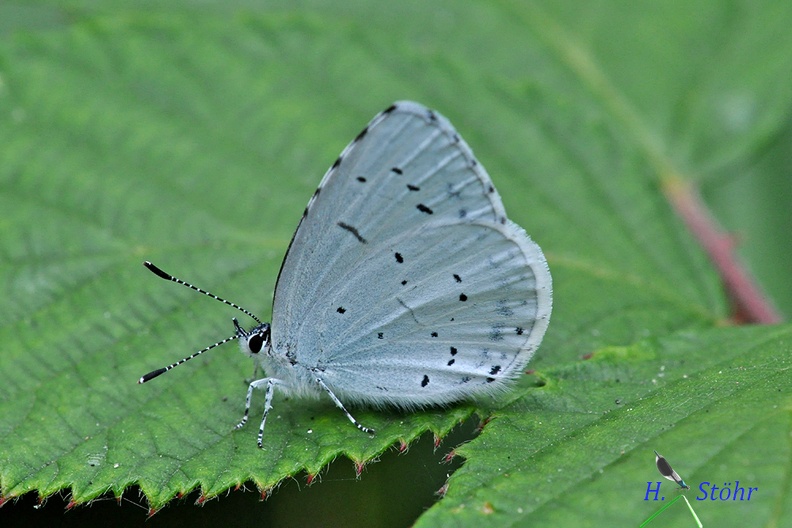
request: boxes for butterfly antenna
[138,323,242,383]
[143,261,262,324]
[139,262,262,384]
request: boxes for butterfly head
[234,318,271,359]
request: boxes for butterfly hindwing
[318,219,550,406]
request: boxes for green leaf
[418,325,792,526]
[1,1,790,526]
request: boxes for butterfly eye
[248,333,265,354]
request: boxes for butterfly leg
[235,377,281,448]
[313,374,375,435]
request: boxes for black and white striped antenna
[138,261,260,384]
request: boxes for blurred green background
[1,1,790,527]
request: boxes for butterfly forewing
[273,103,503,324]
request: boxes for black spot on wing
[394,252,404,263]
[356,176,367,182]
[459,293,468,302]
[337,306,346,314]
[337,222,367,243]
[354,125,369,142]
[484,364,502,383]
[453,274,462,283]
[391,167,403,175]
[407,184,420,192]
[421,375,429,387]
[417,204,433,215]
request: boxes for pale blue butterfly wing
[269,101,552,408]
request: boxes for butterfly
[140,101,552,447]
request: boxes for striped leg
[314,375,375,435]
[235,377,281,448]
